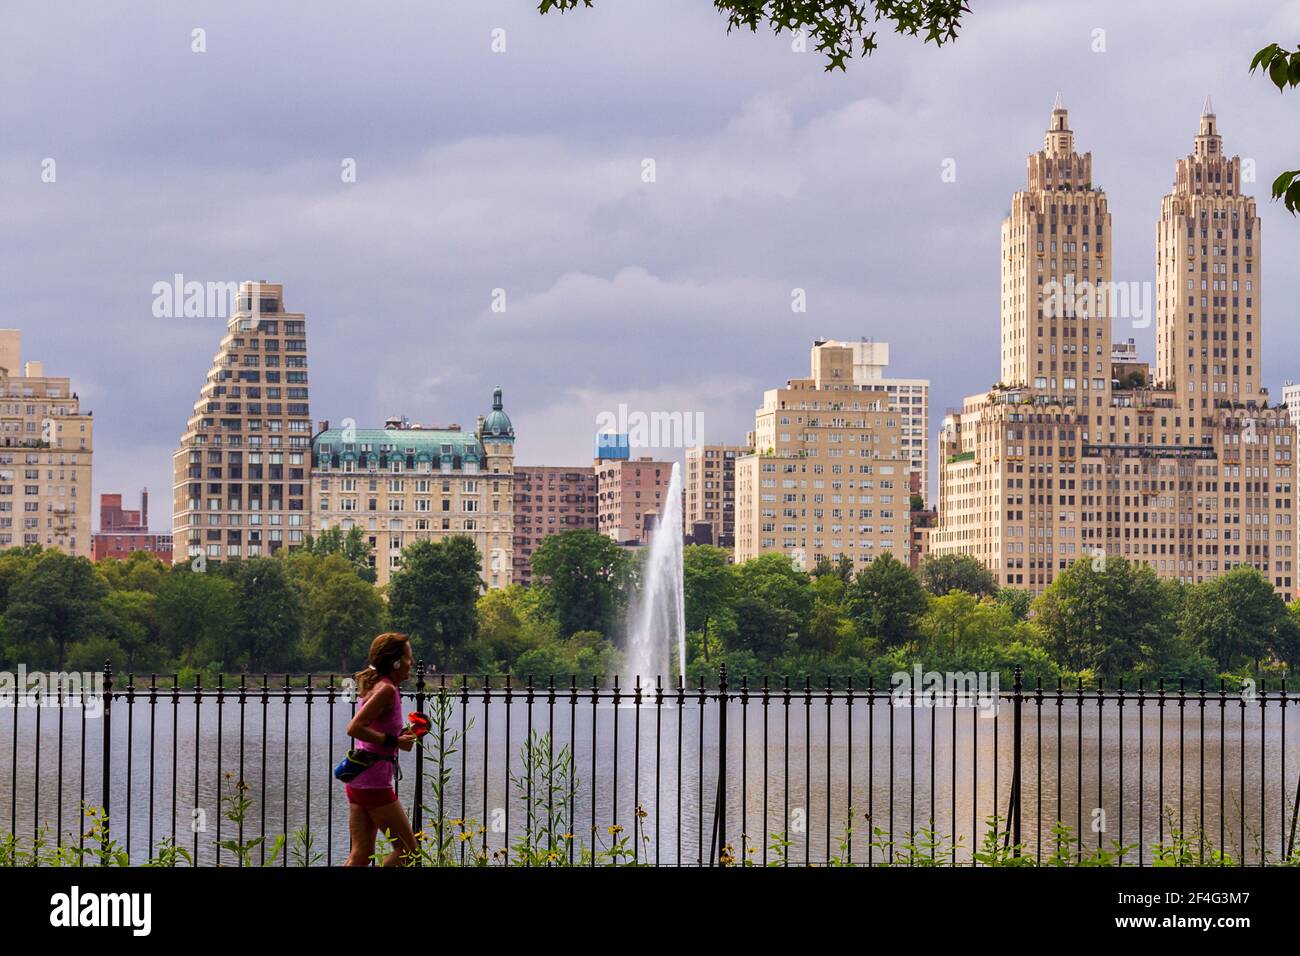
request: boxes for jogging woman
[344,632,419,866]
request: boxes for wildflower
[607,824,624,836]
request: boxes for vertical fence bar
[148,674,157,858]
[101,660,112,861]
[461,675,470,866]
[1011,665,1022,856]
[1117,678,1125,861]
[1198,678,1206,865]
[125,675,135,862]
[304,673,313,864]
[1096,678,1104,853]
[716,664,728,866]
[193,673,201,864]
[413,662,425,845]
[1138,679,1145,867]
[281,674,289,868]
[55,672,64,851]
[216,674,224,860]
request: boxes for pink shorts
[346,785,398,810]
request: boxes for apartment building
[0,329,93,555]
[811,340,930,505]
[595,453,675,544]
[513,465,597,585]
[734,340,909,568]
[171,281,311,562]
[685,444,745,550]
[310,390,515,589]
[932,99,1294,598]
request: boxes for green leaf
[1270,56,1290,91]
[1270,168,1300,198]
[1249,43,1281,74]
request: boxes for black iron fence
[2,662,1297,866]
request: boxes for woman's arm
[346,683,396,744]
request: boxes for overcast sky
[3,0,1299,531]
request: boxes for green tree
[388,536,484,667]
[731,593,798,658]
[540,1,968,72]
[530,529,631,638]
[66,635,127,674]
[994,587,1033,622]
[920,554,998,598]
[918,591,1030,660]
[735,553,813,634]
[96,550,168,594]
[301,526,377,584]
[845,552,927,649]
[811,553,854,583]
[155,570,239,667]
[1032,557,1177,676]
[467,585,554,673]
[805,572,852,656]
[100,590,164,672]
[2,552,108,669]
[1181,567,1290,672]
[683,545,737,662]
[0,545,44,617]
[217,558,304,672]
[284,552,386,671]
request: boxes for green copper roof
[482,385,514,442]
[313,428,482,458]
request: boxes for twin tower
[933,97,1291,599]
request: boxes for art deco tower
[172,282,311,562]
[1000,95,1114,412]
[1155,99,1261,413]
[933,98,1294,598]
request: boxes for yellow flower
[607,825,624,836]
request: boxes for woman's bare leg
[369,802,417,867]
[346,804,378,866]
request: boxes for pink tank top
[350,676,402,789]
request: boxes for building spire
[1045,92,1073,156]
[1202,94,1214,116]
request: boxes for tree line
[1,528,1296,686]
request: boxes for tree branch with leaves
[539,0,969,71]
[1250,42,1300,214]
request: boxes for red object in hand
[406,711,432,738]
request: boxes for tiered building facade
[171,282,312,562]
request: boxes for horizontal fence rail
[1,663,1296,866]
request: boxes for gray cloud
[2,0,1298,525]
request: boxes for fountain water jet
[624,461,686,687]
